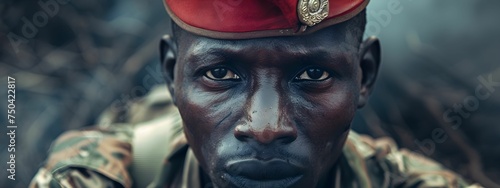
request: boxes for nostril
[278,135,296,144]
[235,133,251,141]
[234,125,251,141]
[252,128,297,145]
[234,123,298,144]
[275,131,297,144]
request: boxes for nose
[234,85,297,145]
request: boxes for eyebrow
[273,46,354,70]
[184,50,227,70]
[185,42,354,70]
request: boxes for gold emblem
[298,0,329,26]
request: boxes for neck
[316,163,339,188]
[199,166,214,188]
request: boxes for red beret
[164,0,369,39]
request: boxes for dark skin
[161,23,381,187]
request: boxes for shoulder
[342,131,482,188]
[30,85,182,188]
[118,86,186,187]
[30,124,135,188]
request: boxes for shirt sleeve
[30,86,174,188]
[29,125,133,188]
[388,148,483,188]
[356,134,484,188]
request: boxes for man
[30,0,481,187]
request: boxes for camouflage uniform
[30,86,482,188]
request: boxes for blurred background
[1,0,499,187]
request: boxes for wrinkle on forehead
[178,28,361,70]
[187,37,354,57]
[180,42,357,78]
[175,19,362,59]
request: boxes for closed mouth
[224,159,305,188]
[224,173,303,188]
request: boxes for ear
[357,36,381,108]
[160,35,178,105]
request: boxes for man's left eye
[295,68,330,81]
[205,68,240,80]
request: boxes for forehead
[175,25,359,59]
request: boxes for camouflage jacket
[30,86,482,188]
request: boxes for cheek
[174,80,246,169]
[314,131,349,178]
[303,85,358,141]
[174,83,213,160]
[297,82,358,160]
[299,90,355,179]
[176,91,218,155]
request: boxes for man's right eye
[204,68,240,80]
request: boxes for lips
[224,159,305,187]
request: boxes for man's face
[166,24,377,187]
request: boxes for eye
[205,68,240,80]
[295,68,330,81]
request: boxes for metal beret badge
[298,0,329,26]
